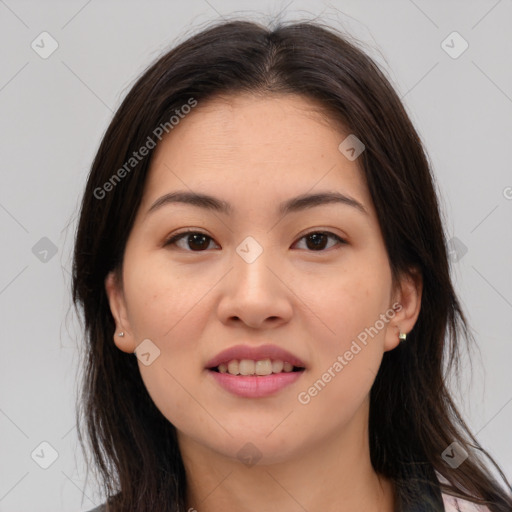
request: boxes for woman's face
[105,93,421,465]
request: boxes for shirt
[85,493,492,511]
[442,493,491,511]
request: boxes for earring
[398,331,407,342]
[118,332,125,337]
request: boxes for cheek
[123,257,217,341]
[120,239,393,447]
[293,257,392,410]
[295,282,388,426]
[294,258,392,351]
[121,256,217,430]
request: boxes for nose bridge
[233,234,277,294]
[216,233,293,327]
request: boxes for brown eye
[164,230,346,252]
[164,231,218,251]
[293,231,346,251]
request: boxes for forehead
[153,92,347,157]
[142,93,373,216]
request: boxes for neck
[179,403,395,512]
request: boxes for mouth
[205,344,307,398]
[207,360,306,398]
[208,359,306,376]
[205,343,307,375]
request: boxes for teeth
[215,359,300,376]
[239,359,255,375]
[255,359,272,376]
[272,360,284,373]
[227,360,239,375]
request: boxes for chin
[204,429,307,466]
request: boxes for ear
[104,270,136,353]
[384,268,423,352]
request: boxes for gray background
[0,0,511,510]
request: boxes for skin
[105,93,422,512]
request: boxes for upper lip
[205,344,307,369]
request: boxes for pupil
[307,233,326,250]
[187,233,328,251]
[190,234,208,250]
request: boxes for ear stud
[398,332,407,342]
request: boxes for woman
[72,18,512,512]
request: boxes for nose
[216,244,293,329]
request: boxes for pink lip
[208,370,304,398]
[205,344,306,369]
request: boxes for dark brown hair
[71,18,512,511]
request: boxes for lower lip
[207,369,304,398]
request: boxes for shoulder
[84,505,107,512]
[441,492,491,511]
[436,471,491,512]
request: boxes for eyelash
[163,229,347,252]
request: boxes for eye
[164,230,346,252]
[293,231,347,251]
[163,230,219,251]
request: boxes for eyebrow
[145,190,368,218]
